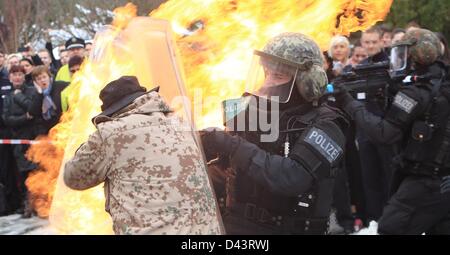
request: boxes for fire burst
[25,0,392,234]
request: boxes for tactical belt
[229,203,329,234]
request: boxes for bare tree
[0,0,167,53]
[0,0,37,53]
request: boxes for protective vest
[226,96,348,233]
[391,64,450,176]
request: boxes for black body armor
[223,94,348,234]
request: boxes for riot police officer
[335,28,450,234]
[201,33,348,235]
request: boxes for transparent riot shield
[50,17,224,234]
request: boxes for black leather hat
[65,37,86,50]
[98,76,148,117]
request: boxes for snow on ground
[329,210,378,235]
[0,214,54,235]
[354,221,379,235]
[0,213,378,235]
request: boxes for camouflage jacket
[64,92,222,235]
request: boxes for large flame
[151,0,394,128]
[25,0,392,234]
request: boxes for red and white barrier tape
[0,139,42,145]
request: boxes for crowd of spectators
[0,37,87,217]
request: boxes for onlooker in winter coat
[38,49,58,76]
[348,42,368,68]
[0,53,12,125]
[328,36,358,233]
[19,58,35,87]
[0,50,10,87]
[360,27,389,65]
[29,65,68,135]
[17,45,44,67]
[380,25,393,48]
[59,49,70,66]
[6,54,20,71]
[328,35,351,76]
[341,41,369,73]
[0,53,20,216]
[391,28,406,45]
[1,65,38,218]
[334,41,369,229]
[355,26,394,224]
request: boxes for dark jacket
[24,74,34,88]
[29,81,68,135]
[2,84,38,139]
[360,50,389,65]
[30,54,44,66]
[0,67,9,87]
[0,75,12,129]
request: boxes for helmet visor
[390,45,408,72]
[245,50,299,103]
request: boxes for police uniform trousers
[332,166,354,230]
[378,175,450,235]
[357,129,394,222]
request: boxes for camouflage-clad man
[202,33,348,235]
[64,76,222,235]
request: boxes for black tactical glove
[333,86,365,119]
[334,88,355,110]
[200,128,241,160]
[441,176,450,194]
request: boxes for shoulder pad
[392,91,418,114]
[290,120,346,179]
[386,86,428,126]
[303,126,344,164]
